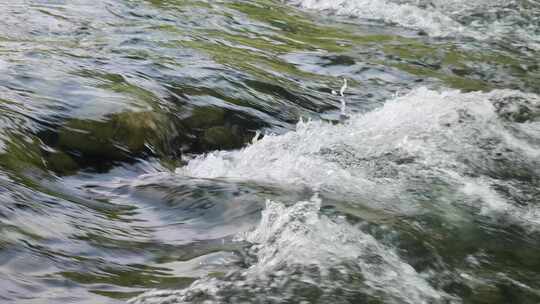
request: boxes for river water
[0,0,539,303]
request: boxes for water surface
[0,0,539,303]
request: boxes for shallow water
[0,0,539,303]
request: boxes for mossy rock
[56,111,178,162]
[182,106,226,129]
[180,106,260,152]
[202,126,243,151]
[0,136,45,173]
[0,132,82,177]
[45,151,79,175]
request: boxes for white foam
[287,0,540,48]
[132,87,540,303]
[238,195,445,301]
[461,177,510,214]
[456,174,540,229]
[288,0,466,37]
[177,87,540,224]
[130,195,449,303]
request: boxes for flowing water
[1,0,539,303]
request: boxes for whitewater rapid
[286,0,540,49]
[179,87,540,225]
[129,195,451,304]
[128,87,539,303]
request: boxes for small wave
[288,0,466,37]
[129,195,450,304]
[286,0,540,48]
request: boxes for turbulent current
[0,0,539,304]
[289,0,540,48]
[130,88,540,304]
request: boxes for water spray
[339,78,348,117]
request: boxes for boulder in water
[55,110,180,164]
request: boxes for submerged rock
[0,136,45,174]
[0,91,266,176]
[55,111,180,163]
[28,105,265,175]
[182,106,226,129]
[180,106,265,153]
[44,151,80,176]
[202,126,242,151]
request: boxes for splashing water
[177,85,540,225]
[332,78,348,116]
[129,195,451,304]
[127,87,540,303]
[178,87,540,226]
[287,0,540,49]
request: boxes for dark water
[0,0,539,303]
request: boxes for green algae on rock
[56,111,180,163]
